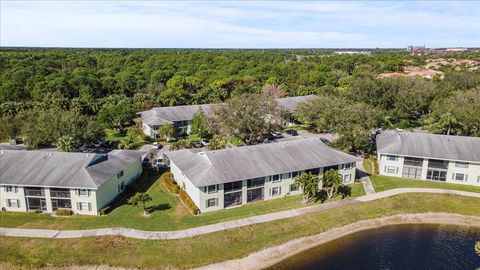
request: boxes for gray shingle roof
[139,95,317,126]
[376,130,480,163]
[0,150,143,189]
[166,138,360,187]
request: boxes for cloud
[1,1,479,48]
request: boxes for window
[290,184,299,192]
[307,168,320,175]
[272,174,280,182]
[385,166,397,174]
[292,171,299,178]
[247,178,265,188]
[280,173,291,180]
[117,170,124,178]
[77,202,91,211]
[454,173,466,181]
[455,162,469,168]
[265,175,272,182]
[206,198,217,208]
[402,166,422,179]
[118,181,125,192]
[271,187,281,196]
[404,157,423,167]
[4,186,17,193]
[344,163,353,169]
[207,185,218,194]
[224,181,242,193]
[77,189,89,196]
[387,155,398,161]
[428,159,448,169]
[343,174,352,183]
[426,170,447,181]
[6,199,19,208]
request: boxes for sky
[1,1,479,48]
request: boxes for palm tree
[128,192,153,215]
[321,169,343,199]
[294,173,319,203]
[437,112,459,135]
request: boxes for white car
[152,142,161,150]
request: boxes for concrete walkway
[357,160,376,195]
[1,188,480,240]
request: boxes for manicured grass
[0,169,364,231]
[104,128,148,149]
[371,175,480,193]
[363,158,373,175]
[225,135,246,146]
[1,193,479,269]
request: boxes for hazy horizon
[1,1,479,48]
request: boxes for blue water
[269,224,480,270]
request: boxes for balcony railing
[24,188,45,197]
[50,189,71,198]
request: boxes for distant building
[376,130,480,186]
[138,95,317,138]
[407,45,426,52]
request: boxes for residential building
[0,150,143,215]
[139,95,317,138]
[165,138,360,212]
[376,130,480,186]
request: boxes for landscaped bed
[0,170,365,231]
[1,194,479,269]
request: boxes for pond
[268,224,480,270]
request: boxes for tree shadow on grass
[146,203,171,214]
[102,168,168,214]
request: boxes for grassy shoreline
[1,194,480,269]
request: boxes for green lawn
[371,175,480,193]
[1,193,479,269]
[225,135,246,146]
[104,128,148,149]
[0,170,364,231]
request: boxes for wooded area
[1,48,479,151]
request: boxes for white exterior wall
[378,153,480,187]
[142,122,157,138]
[0,186,27,212]
[446,162,480,186]
[95,158,143,212]
[378,154,404,177]
[170,161,201,207]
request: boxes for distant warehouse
[139,95,317,138]
[0,150,143,215]
[377,130,480,185]
[166,138,360,212]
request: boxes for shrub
[162,172,179,194]
[178,189,200,215]
[55,209,73,216]
[34,210,42,214]
[99,206,111,216]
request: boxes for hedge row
[178,189,200,215]
[55,209,73,216]
[162,172,179,194]
[161,172,200,215]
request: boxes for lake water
[268,224,480,270]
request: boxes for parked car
[272,131,284,138]
[152,142,162,150]
[286,129,298,136]
[193,141,203,148]
[266,133,275,140]
[201,139,210,146]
